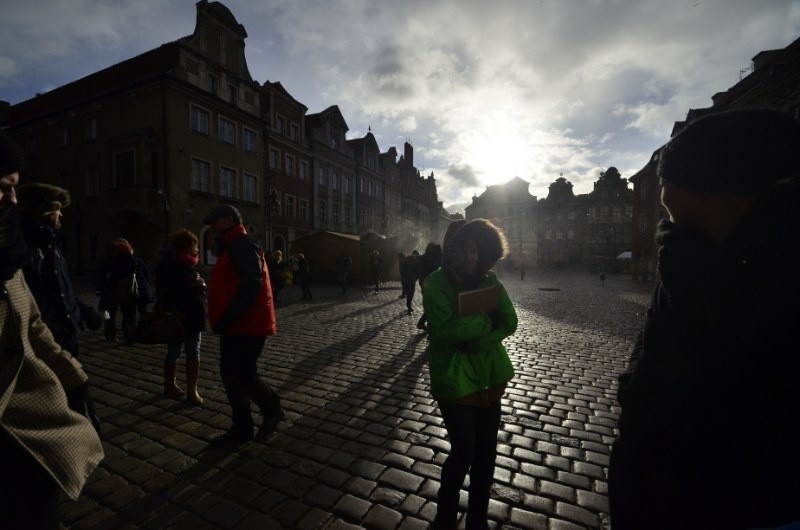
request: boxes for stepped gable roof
[263,81,308,110]
[306,105,349,131]
[472,176,533,204]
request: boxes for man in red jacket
[204,204,284,446]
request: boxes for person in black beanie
[1,129,104,529]
[17,183,102,357]
[609,109,800,530]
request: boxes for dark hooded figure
[609,109,800,530]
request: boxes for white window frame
[191,158,211,192]
[219,166,237,198]
[298,198,308,221]
[219,117,236,145]
[243,173,258,203]
[243,127,258,154]
[190,104,211,135]
[284,195,296,218]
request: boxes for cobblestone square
[63,271,651,529]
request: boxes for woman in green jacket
[424,219,518,529]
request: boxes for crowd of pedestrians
[3,106,800,529]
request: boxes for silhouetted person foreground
[609,108,800,530]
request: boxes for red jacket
[207,225,276,336]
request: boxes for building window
[639,213,647,234]
[191,159,211,192]
[59,127,69,147]
[285,195,295,218]
[298,199,308,221]
[85,119,97,140]
[367,153,375,169]
[299,161,308,180]
[290,124,299,141]
[332,203,340,223]
[344,176,350,194]
[360,207,366,225]
[276,116,286,135]
[331,136,338,149]
[318,199,327,220]
[331,170,339,191]
[360,177,366,193]
[345,205,352,225]
[269,148,280,169]
[228,84,238,104]
[114,151,135,187]
[207,74,217,94]
[243,173,258,202]
[568,229,575,240]
[318,167,327,186]
[243,127,257,153]
[219,117,236,145]
[285,155,295,176]
[190,104,210,135]
[219,166,236,198]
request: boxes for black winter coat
[20,218,93,345]
[609,184,800,530]
[155,256,207,333]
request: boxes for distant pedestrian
[296,252,312,301]
[397,252,407,298]
[416,241,443,330]
[371,250,383,293]
[336,250,352,295]
[424,219,518,528]
[97,238,152,342]
[518,255,526,280]
[400,250,421,314]
[204,204,284,446]
[267,250,285,304]
[609,109,800,530]
[155,228,207,406]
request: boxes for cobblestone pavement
[60,270,652,530]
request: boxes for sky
[2,1,799,214]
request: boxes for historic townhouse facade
[537,177,585,268]
[347,132,385,235]
[5,0,448,277]
[7,1,264,271]
[380,145,404,237]
[305,106,358,235]
[582,167,634,272]
[261,81,314,252]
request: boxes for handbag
[133,293,187,344]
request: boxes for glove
[66,382,102,436]
[487,310,502,331]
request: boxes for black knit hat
[657,108,800,194]
[16,183,71,216]
[203,204,242,225]
[0,129,25,177]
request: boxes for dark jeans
[0,431,61,530]
[436,400,502,528]
[402,278,416,310]
[219,333,282,434]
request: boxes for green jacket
[423,269,517,400]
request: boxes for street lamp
[156,188,170,242]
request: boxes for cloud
[3,0,799,212]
